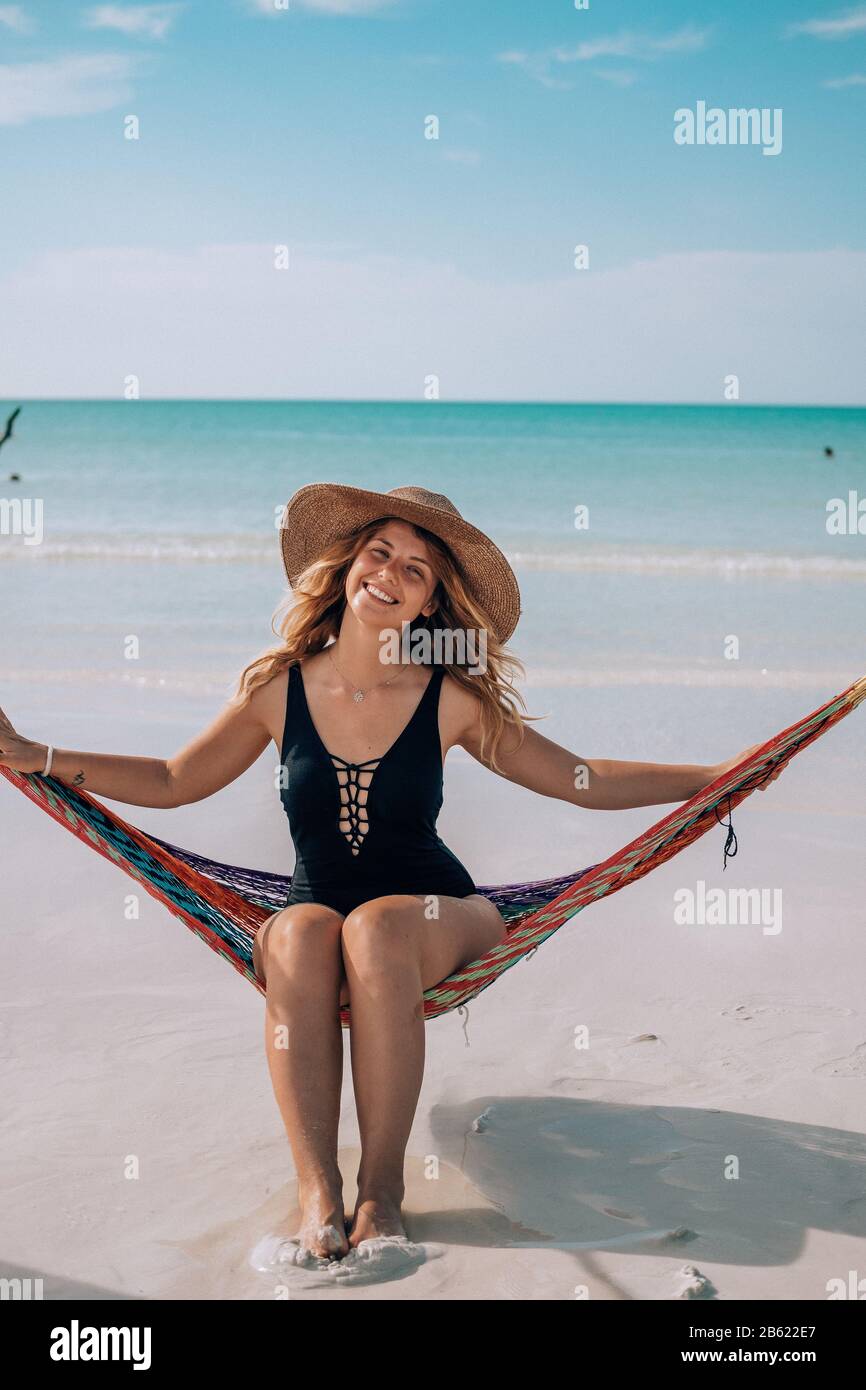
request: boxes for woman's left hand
[709,741,783,790]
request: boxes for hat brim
[280,483,521,645]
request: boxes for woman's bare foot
[297,1182,350,1259]
[347,1187,406,1247]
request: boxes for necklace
[326,644,413,703]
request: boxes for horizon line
[1,398,864,411]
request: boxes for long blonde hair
[233,515,539,772]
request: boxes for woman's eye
[369,547,422,578]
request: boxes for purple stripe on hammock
[145,834,598,914]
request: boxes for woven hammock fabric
[2,672,864,1026]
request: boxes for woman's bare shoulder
[244,661,293,749]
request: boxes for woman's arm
[0,690,272,809]
[454,688,777,811]
[461,719,710,810]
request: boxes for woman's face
[346,519,439,631]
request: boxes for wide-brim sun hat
[280,483,521,645]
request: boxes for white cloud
[2,243,863,404]
[246,0,397,13]
[0,5,33,32]
[649,26,712,55]
[823,72,866,85]
[299,0,398,10]
[789,7,866,39]
[552,37,633,63]
[555,26,710,63]
[83,5,183,40]
[0,54,135,124]
[497,51,574,91]
[500,26,711,88]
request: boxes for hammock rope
[2,673,864,1026]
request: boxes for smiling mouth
[363,581,398,605]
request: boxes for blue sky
[1,0,865,401]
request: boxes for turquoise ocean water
[2,400,864,697]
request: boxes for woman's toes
[298,1191,349,1258]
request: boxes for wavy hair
[232,515,538,773]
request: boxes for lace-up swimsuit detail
[331,751,376,855]
[279,660,477,916]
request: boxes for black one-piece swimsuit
[279,661,477,915]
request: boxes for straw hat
[280,483,521,644]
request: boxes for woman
[0,482,777,1268]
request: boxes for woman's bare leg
[339,892,506,1246]
[253,902,350,1258]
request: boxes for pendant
[353,690,365,703]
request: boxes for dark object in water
[0,406,21,453]
[8,472,20,482]
[824,446,834,457]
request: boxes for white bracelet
[42,744,54,776]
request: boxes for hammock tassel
[715,793,738,870]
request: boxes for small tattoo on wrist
[72,771,85,786]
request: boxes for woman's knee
[254,902,343,981]
[341,897,420,977]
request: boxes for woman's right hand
[0,706,48,774]
[710,740,782,790]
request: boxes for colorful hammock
[2,673,864,1027]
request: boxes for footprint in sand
[721,996,851,1023]
[813,1042,866,1077]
